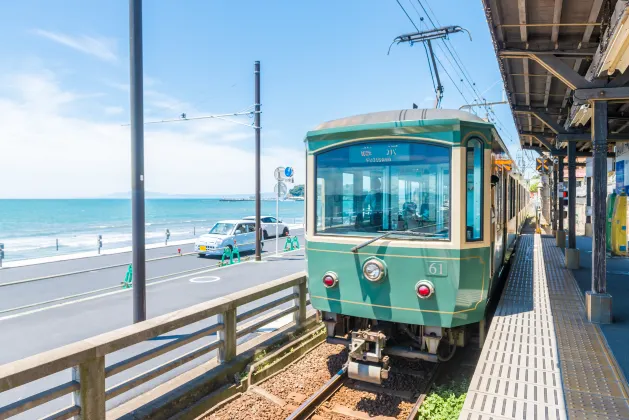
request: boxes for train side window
[466,138,483,241]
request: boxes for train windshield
[315,141,450,240]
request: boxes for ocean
[0,199,304,262]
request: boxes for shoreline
[1,224,304,269]
[0,239,195,269]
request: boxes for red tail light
[415,281,434,299]
[322,272,338,288]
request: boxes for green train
[304,109,528,383]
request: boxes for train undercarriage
[321,311,467,384]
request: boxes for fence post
[293,278,307,327]
[72,356,106,420]
[217,308,237,363]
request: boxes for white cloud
[104,106,124,115]
[33,29,117,63]
[0,71,304,198]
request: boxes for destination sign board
[349,143,410,164]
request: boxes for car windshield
[208,223,234,235]
[315,141,451,240]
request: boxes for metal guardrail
[0,272,309,420]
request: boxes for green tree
[289,184,304,197]
[529,175,540,193]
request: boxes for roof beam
[582,0,605,45]
[551,0,564,49]
[518,0,527,45]
[606,69,629,88]
[548,0,562,110]
[499,48,596,56]
[513,106,566,114]
[523,58,531,106]
[513,92,568,96]
[563,0,606,129]
[544,75,553,108]
[557,133,629,142]
[526,132,558,152]
[561,59,582,109]
[613,103,629,133]
[500,53,602,89]
[573,87,629,103]
[515,110,568,134]
[487,0,505,43]
[522,145,614,157]
[532,54,596,90]
[614,121,629,134]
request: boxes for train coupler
[348,330,389,384]
[348,359,390,384]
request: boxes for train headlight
[362,258,386,282]
[322,272,338,288]
[415,280,434,299]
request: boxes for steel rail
[405,364,441,420]
[286,364,348,420]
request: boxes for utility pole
[129,0,146,323]
[254,61,262,261]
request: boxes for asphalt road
[0,229,306,417]
[0,231,304,313]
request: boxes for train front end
[305,110,494,383]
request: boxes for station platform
[460,234,629,420]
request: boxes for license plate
[199,246,207,251]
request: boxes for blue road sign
[284,167,294,178]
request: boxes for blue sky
[0,0,532,198]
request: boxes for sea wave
[0,199,305,261]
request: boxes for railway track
[204,342,448,420]
[286,359,440,420]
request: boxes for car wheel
[198,253,205,258]
[263,230,269,240]
[282,227,289,237]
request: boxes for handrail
[0,271,308,420]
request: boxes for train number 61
[426,261,447,277]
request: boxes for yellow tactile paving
[540,236,629,419]
[461,234,629,419]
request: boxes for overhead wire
[395,0,470,104]
[395,0,523,162]
[407,0,437,96]
[415,0,484,101]
[414,0,525,161]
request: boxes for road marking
[0,230,305,288]
[0,261,253,322]
[0,246,305,322]
[189,276,221,284]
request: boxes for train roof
[313,109,488,131]
[308,109,519,174]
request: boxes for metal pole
[459,101,507,111]
[254,61,262,261]
[568,141,577,249]
[552,163,558,234]
[130,0,146,323]
[426,40,443,108]
[276,180,279,255]
[591,101,608,294]
[586,176,592,224]
[558,157,564,233]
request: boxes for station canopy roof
[482,0,629,156]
